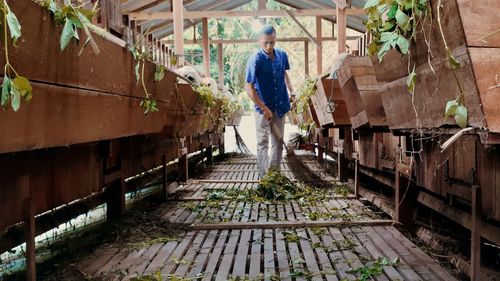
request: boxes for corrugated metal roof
[123,0,367,38]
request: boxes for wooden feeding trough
[371,0,499,133]
[337,56,387,130]
[314,74,351,127]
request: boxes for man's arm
[285,71,294,96]
[245,83,273,121]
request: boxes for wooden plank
[231,229,251,277]
[297,228,322,281]
[249,229,263,277]
[275,228,292,281]
[174,230,207,277]
[187,230,217,277]
[161,231,197,275]
[336,6,346,53]
[172,0,184,65]
[469,47,500,133]
[456,0,500,47]
[264,229,276,279]
[304,41,310,76]
[316,16,323,75]
[202,18,210,76]
[215,229,240,279]
[143,241,179,274]
[24,197,36,281]
[217,43,224,87]
[203,230,228,280]
[128,8,366,20]
[191,219,395,230]
[471,185,481,281]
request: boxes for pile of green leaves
[347,256,400,281]
[1,0,33,111]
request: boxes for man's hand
[263,106,273,121]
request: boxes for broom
[271,122,335,188]
[233,125,252,155]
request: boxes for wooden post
[337,148,348,182]
[217,43,224,87]
[258,0,266,23]
[106,161,126,220]
[23,173,36,281]
[395,161,416,226]
[206,145,213,166]
[162,154,168,200]
[471,184,481,281]
[354,153,359,197]
[336,6,346,53]
[315,16,322,75]
[304,41,309,77]
[317,133,324,164]
[202,18,210,77]
[218,136,225,156]
[172,0,184,65]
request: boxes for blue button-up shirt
[246,48,291,118]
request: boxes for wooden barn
[0,0,499,280]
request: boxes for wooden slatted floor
[69,156,457,281]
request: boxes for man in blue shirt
[245,25,294,178]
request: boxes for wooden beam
[192,219,396,230]
[24,194,36,281]
[217,43,224,87]
[286,10,320,48]
[128,8,365,20]
[417,192,500,246]
[316,16,323,75]
[202,18,210,77]
[332,0,348,9]
[304,41,309,76]
[172,0,184,65]
[162,36,359,44]
[337,6,347,53]
[471,185,481,281]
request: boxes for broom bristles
[233,125,252,155]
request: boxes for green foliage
[193,84,240,131]
[444,95,468,128]
[129,31,161,115]
[295,77,317,114]
[0,1,32,112]
[37,0,101,54]
[364,0,429,61]
[347,256,400,281]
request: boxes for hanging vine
[364,0,468,128]
[1,0,32,112]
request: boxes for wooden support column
[202,18,210,77]
[315,16,322,75]
[206,133,213,166]
[337,148,349,182]
[23,174,36,281]
[353,152,359,197]
[218,136,225,156]
[217,43,224,87]
[471,184,481,281]
[172,0,184,65]
[336,6,346,53]
[106,160,126,220]
[304,41,309,76]
[178,137,188,182]
[317,133,324,164]
[162,155,168,200]
[258,0,266,23]
[395,161,416,226]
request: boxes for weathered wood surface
[0,131,222,234]
[337,56,386,129]
[370,0,500,131]
[64,157,457,281]
[315,76,351,126]
[0,0,214,153]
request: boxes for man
[245,25,294,178]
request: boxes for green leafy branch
[1,0,33,112]
[129,31,159,115]
[437,0,467,128]
[36,0,103,55]
[193,84,240,131]
[347,256,400,281]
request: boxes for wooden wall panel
[456,0,500,48]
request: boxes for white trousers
[255,113,286,178]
